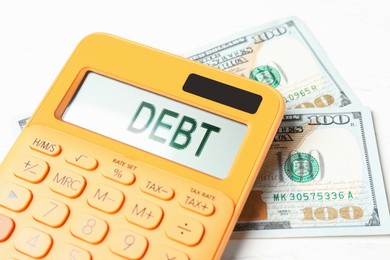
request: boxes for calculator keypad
[0,127,235,259]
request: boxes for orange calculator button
[70,213,108,244]
[54,243,91,260]
[165,215,204,246]
[103,166,135,185]
[32,198,70,227]
[0,183,32,212]
[29,137,61,156]
[14,227,53,258]
[49,171,86,198]
[87,184,124,213]
[0,214,15,242]
[179,194,215,216]
[149,246,189,260]
[65,151,98,171]
[109,229,148,260]
[14,155,49,183]
[139,179,174,200]
[125,199,163,230]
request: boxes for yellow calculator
[0,33,285,259]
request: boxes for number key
[14,227,52,258]
[109,229,148,259]
[32,198,69,227]
[70,213,108,244]
[54,244,91,260]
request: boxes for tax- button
[179,194,215,216]
[139,179,174,200]
[49,171,86,198]
[166,215,204,246]
[87,184,124,213]
[0,183,32,212]
[65,151,97,171]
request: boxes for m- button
[87,184,124,213]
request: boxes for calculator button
[29,137,61,156]
[49,171,86,198]
[165,215,204,246]
[54,244,91,260]
[179,194,215,216]
[0,183,32,212]
[32,198,70,227]
[149,246,189,260]
[103,166,135,185]
[87,184,124,213]
[125,199,164,230]
[14,227,52,258]
[14,155,49,183]
[65,151,98,171]
[139,179,174,200]
[70,213,108,244]
[0,214,15,242]
[109,229,148,260]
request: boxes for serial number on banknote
[273,191,354,202]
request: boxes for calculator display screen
[62,72,247,179]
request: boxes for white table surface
[1,0,389,259]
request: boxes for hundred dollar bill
[233,107,390,238]
[186,17,361,109]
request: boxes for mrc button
[49,171,86,198]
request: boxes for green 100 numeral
[302,206,363,221]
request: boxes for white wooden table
[1,0,389,259]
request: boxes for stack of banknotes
[13,17,390,238]
[185,17,390,238]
